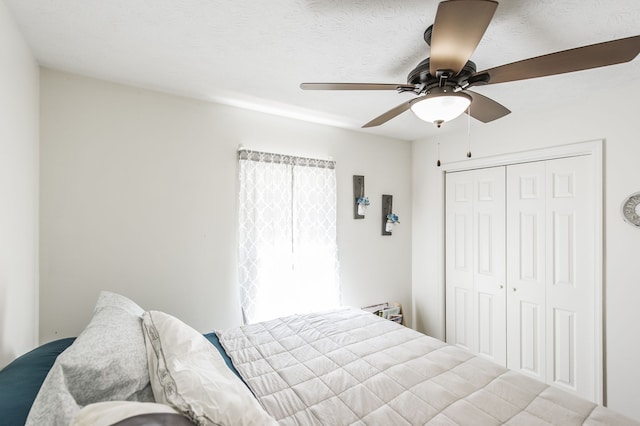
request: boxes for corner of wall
[0,0,40,367]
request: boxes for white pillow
[71,401,182,426]
[142,310,278,426]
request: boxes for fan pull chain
[466,105,472,158]
[437,141,441,167]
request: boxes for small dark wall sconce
[382,194,393,235]
[353,175,366,219]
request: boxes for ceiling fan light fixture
[410,89,472,127]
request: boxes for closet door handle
[512,287,517,292]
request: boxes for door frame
[441,139,604,404]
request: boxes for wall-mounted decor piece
[622,192,640,228]
[353,175,369,219]
[386,213,400,233]
[381,194,398,235]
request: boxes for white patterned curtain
[238,150,340,323]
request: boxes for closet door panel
[446,167,506,365]
[546,155,595,400]
[519,301,541,375]
[446,173,474,352]
[453,287,472,349]
[506,162,546,381]
[473,169,506,365]
[553,307,576,388]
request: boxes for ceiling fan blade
[429,0,498,76]
[466,90,510,123]
[300,83,414,91]
[362,99,417,128]
[477,35,640,85]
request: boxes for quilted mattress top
[217,308,637,425]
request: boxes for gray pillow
[26,292,154,425]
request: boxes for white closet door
[445,172,474,353]
[545,155,596,400]
[446,167,506,365]
[507,155,597,401]
[506,162,547,381]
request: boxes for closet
[445,154,599,403]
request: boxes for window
[237,150,340,323]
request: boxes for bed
[1,292,637,426]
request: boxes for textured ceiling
[5,0,640,141]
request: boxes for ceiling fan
[300,0,640,129]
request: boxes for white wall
[412,83,640,420]
[0,1,39,368]
[39,69,412,343]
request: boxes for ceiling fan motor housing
[407,58,477,94]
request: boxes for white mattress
[217,308,637,425]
